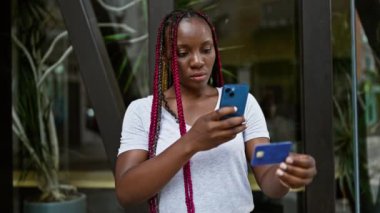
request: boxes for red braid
[170,13,195,213]
[147,9,224,213]
[147,14,168,213]
[148,17,163,158]
[195,11,224,87]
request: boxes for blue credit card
[251,141,292,166]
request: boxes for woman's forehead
[177,17,212,39]
[163,16,213,55]
[165,17,211,38]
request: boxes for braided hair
[148,9,224,213]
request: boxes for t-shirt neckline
[162,87,222,127]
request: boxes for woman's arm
[115,135,196,207]
[245,138,289,198]
[246,138,317,198]
[115,106,246,207]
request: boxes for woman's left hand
[275,153,317,189]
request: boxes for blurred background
[6,0,380,212]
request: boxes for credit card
[251,141,292,166]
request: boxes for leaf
[221,68,237,80]
[117,50,130,79]
[104,33,130,42]
[123,44,146,93]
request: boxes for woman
[115,9,317,213]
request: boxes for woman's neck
[165,84,216,100]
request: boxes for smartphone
[219,84,249,119]
[251,141,292,166]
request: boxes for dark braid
[147,9,224,213]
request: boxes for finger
[212,124,247,140]
[211,106,237,120]
[217,116,246,130]
[279,162,317,179]
[278,179,290,189]
[276,168,314,189]
[286,154,316,169]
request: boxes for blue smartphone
[219,84,249,119]
[251,141,292,166]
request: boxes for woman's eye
[203,48,212,54]
[178,52,188,57]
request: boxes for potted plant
[12,0,85,212]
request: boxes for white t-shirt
[118,88,269,213]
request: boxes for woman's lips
[190,73,207,81]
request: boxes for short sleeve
[243,93,270,141]
[118,97,151,156]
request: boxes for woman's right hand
[184,106,246,152]
[115,107,245,206]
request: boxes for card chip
[256,151,264,158]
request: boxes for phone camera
[225,87,235,97]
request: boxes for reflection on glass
[93,0,149,102]
[358,12,380,213]
[176,1,300,212]
[333,0,380,212]
[69,0,149,170]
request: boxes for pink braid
[147,16,167,213]
[196,11,224,87]
[147,10,224,213]
[148,22,162,158]
[170,14,195,213]
[212,29,224,87]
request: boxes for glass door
[333,0,380,212]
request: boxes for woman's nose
[190,52,204,68]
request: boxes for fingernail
[233,106,238,112]
[280,163,287,170]
[286,157,293,164]
[276,169,284,176]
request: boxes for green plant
[12,0,76,202]
[12,0,152,202]
[333,61,380,213]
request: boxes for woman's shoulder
[130,95,153,105]
[247,92,258,102]
[126,95,153,113]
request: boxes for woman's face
[167,17,216,89]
